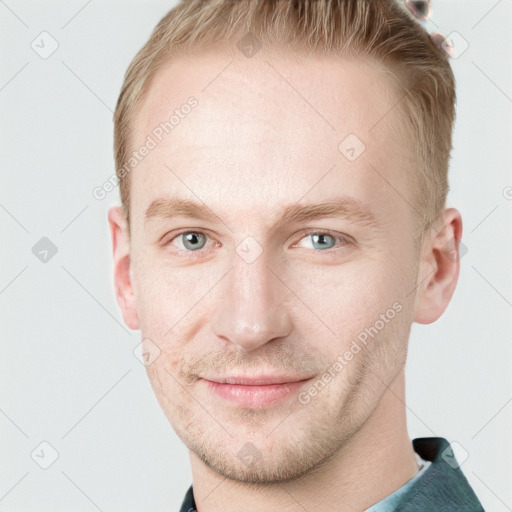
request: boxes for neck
[188,368,417,512]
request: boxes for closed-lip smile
[202,374,314,407]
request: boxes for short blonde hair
[113,0,456,244]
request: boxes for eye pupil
[312,233,334,250]
[182,232,206,250]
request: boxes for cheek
[131,250,227,342]
[131,263,172,335]
[144,362,186,432]
[286,254,407,342]
[131,249,191,329]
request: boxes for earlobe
[413,208,463,325]
[108,206,140,330]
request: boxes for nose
[210,250,293,352]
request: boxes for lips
[202,375,313,407]
[206,375,311,385]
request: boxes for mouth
[201,375,314,408]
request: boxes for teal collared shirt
[179,437,485,512]
[365,453,431,511]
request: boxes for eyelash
[162,229,353,260]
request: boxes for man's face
[125,51,421,482]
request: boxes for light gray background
[1,0,511,510]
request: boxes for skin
[109,49,462,512]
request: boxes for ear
[413,208,463,324]
[108,206,140,330]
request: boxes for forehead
[129,50,414,230]
[137,50,405,145]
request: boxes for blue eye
[163,230,213,260]
[292,230,351,252]
[178,232,207,251]
[309,233,335,250]
[163,229,351,261]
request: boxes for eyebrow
[144,196,380,230]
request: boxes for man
[108,0,485,510]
